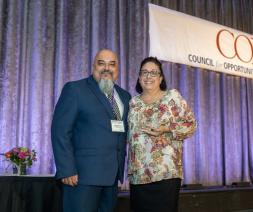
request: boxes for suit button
[118,149,120,152]
[119,133,121,136]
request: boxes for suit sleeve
[51,82,78,179]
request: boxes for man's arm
[51,83,79,184]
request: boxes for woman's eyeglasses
[139,70,161,77]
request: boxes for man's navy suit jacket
[51,75,132,186]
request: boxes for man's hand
[61,175,78,187]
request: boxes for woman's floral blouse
[127,89,197,185]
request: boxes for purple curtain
[0,0,253,189]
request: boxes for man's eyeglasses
[139,70,161,77]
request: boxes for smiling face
[139,62,163,93]
[92,50,118,82]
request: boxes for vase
[13,166,18,174]
[20,163,27,175]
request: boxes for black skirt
[130,178,181,212]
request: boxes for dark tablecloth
[0,176,63,212]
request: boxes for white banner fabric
[149,4,253,79]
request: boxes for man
[51,49,131,212]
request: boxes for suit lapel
[87,75,115,120]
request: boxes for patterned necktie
[107,92,122,121]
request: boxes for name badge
[111,120,125,132]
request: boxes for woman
[127,57,197,212]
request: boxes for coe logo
[216,29,253,64]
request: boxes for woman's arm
[141,89,197,140]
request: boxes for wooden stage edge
[116,186,253,212]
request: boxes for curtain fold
[0,0,253,189]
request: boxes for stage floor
[116,186,253,212]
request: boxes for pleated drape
[0,0,253,189]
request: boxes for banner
[149,4,253,78]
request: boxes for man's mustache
[100,69,113,76]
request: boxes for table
[0,175,63,212]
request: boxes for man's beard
[98,70,114,94]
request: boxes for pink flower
[144,168,152,179]
[133,133,139,139]
[32,157,37,161]
[131,104,136,108]
[18,152,27,159]
[158,106,166,113]
[11,148,20,155]
[158,104,168,113]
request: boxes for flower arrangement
[1,147,37,168]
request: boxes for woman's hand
[141,124,171,137]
